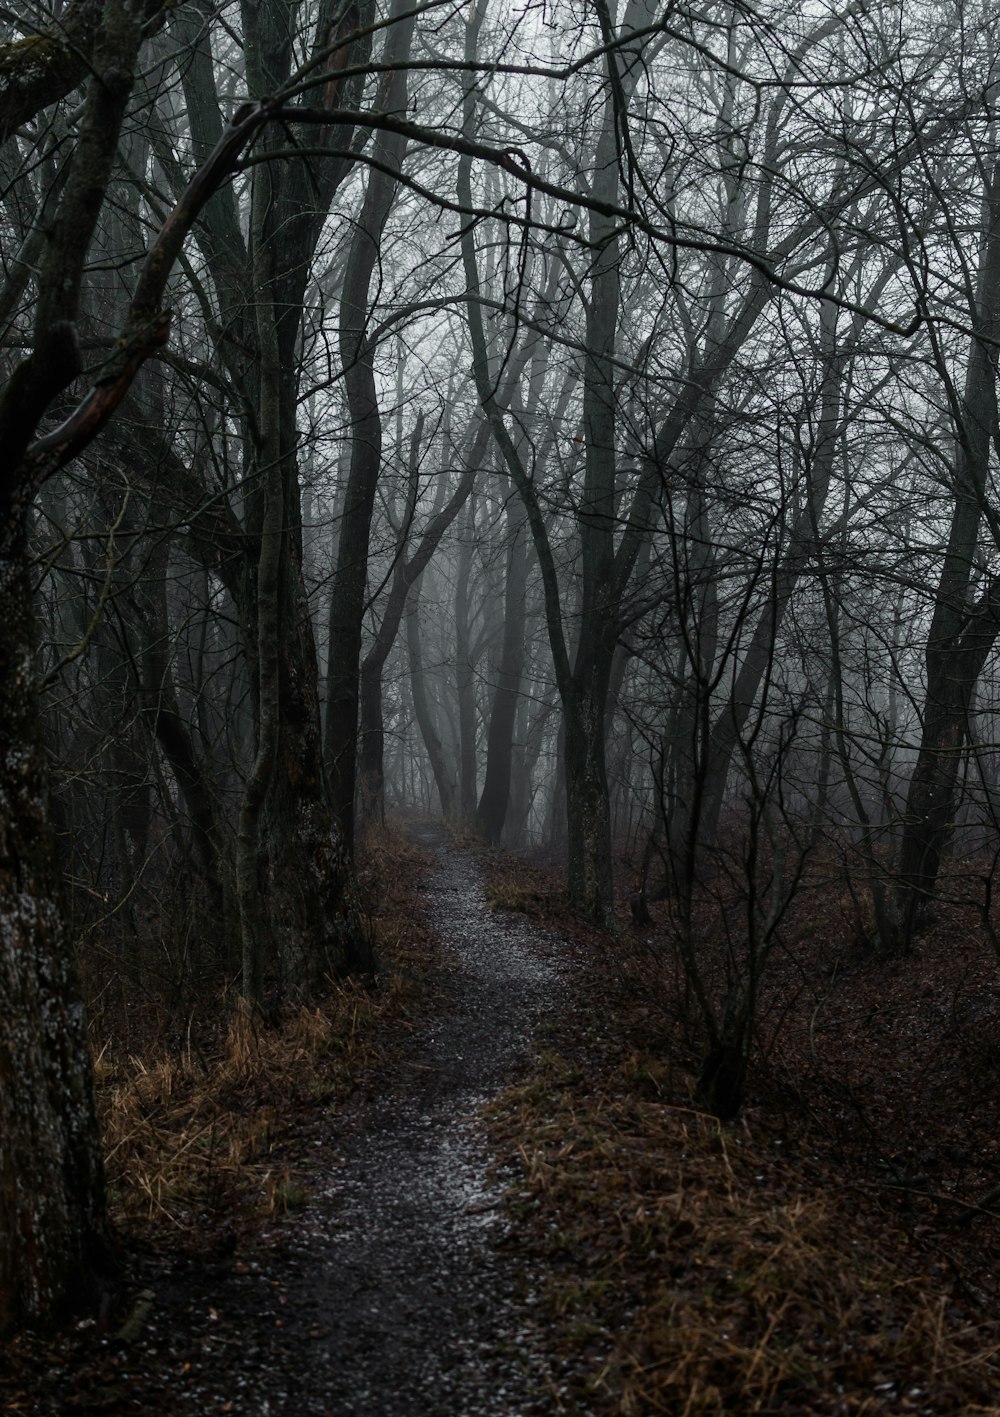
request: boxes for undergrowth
[491,1051,1000,1414]
[476,846,1000,1415]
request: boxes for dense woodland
[7,0,1000,1396]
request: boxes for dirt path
[149,825,567,1415]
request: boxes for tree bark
[455,492,480,817]
[325,0,416,848]
[0,509,113,1334]
[0,0,383,1330]
[895,162,1000,940]
[476,496,529,842]
[406,591,457,817]
[229,0,379,994]
[0,0,149,1333]
[457,0,655,921]
[0,0,169,142]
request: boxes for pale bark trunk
[0,507,111,1335]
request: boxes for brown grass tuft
[98,985,376,1229]
[485,873,533,912]
[483,867,553,916]
[94,820,437,1241]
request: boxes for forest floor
[0,823,571,1414]
[5,824,1000,1413]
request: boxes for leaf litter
[481,845,1000,1414]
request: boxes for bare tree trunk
[458,0,656,923]
[507,695,553,848]
[475,273,557,844]
[235,284,283,1003]
[0,0,150,1330]
[477,495,528,842]
[563,655,617,922]
[358,419,478,823]
[324,0,416,848]
[697,287,843,848]
[660,470,720,882]
[406,592,457,817]
[136,535,232,936]
[0,506,112,1335]
[896,161,1000,941]
[232,0,378,994]
[455,492,480,818]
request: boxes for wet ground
[138,826,568,1414]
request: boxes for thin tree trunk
[455,492,479,818]
[137,535,229,907]
[406,592,457,817]
[896,161,1000,940]
[696,285,843,848]
[458,0,655,922]
[477,497,528,842]
[358,420,481,823]
[236,225,283,1002]
[324,0,416,848]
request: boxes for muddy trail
[139,825,568,1415]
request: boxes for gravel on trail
[142,825,570,1416]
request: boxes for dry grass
[483,866,552,915]
[490,1050,1000,1415]
[484,874,534,913]
[356,815,430,884]
[93,820,436,1240]
[442,839,1000,1411]
[98,986,386,1228]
